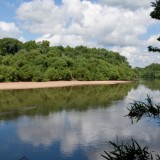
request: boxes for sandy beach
[0,81,131,90]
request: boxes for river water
[0,81,160,160]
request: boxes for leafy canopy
[148,0,160,52]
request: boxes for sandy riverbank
[0,81,131,90]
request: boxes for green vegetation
[134,63,160,79]
[0,38,136,82]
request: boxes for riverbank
[0,81,131,90]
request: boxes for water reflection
[0,83,135,119]
[0,82,160,160]
[127,83,160,105]
[16,106,160,157]
[141,79,160,91]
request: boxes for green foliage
[0,65,17,82]
[102,139,160,160]
[133,67,143,79]
[137,63,160,79]
[17,65,33,81]
[38,40,50,54]
[23,40,38,51]
[0,38,23,55]
[44,67,59,81]
[0,38,137,82]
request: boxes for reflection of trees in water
[141,80,160,91]
[0,83,137,120]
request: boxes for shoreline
[0,81,131,90]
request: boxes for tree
[23,40,38,52]
[0,38,136,82]
[148,0,160,52]
[150,0,160,20]
[37,40,50,54]
[0,38,23,55]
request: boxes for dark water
[0,81,160,160]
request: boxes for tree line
[134,63,160,79]
[0,38,137,82]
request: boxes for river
[0,81,160,160]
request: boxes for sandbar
[0,81,131,90]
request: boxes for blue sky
[0,0,160,67]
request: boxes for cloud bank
[0,21,21,39]
[0,0,159,67]
[16,0,152,48]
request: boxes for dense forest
[134,63,160,79]
[0,37,137,82]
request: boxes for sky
[0,0,160,67]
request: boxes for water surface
[0,81,160,160]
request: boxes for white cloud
[112,46,160,67]
[0,21,21,39]
[127,85,160,103]
[16,0,65,34]
[36,34,100,47]
[99,0,153,10]
[16,0,152,47]
[146,35,160,47]
[16,0,159,67]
